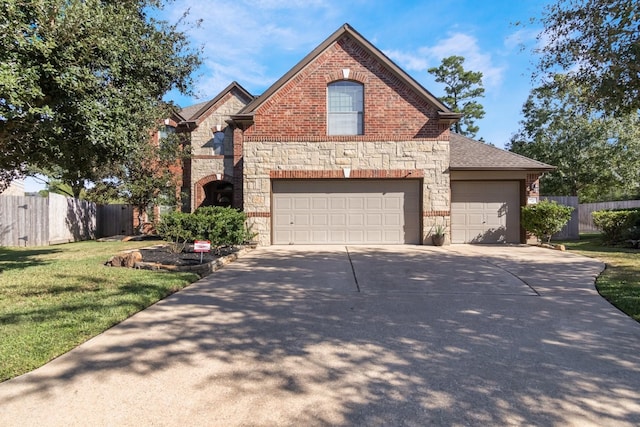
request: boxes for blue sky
[159,0,553,147]
[25,0,553,192]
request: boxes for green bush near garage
[521,200,574,244]
[157,206,253,251]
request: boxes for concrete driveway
[1,245,640,426]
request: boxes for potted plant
[431,223,446,246]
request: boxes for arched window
[327,81,363,135]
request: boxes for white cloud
[386,32,505,88]
[503,28,539,51]
[158,0,335,100]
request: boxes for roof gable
[239,23,458,122]
[450,133,554,171]
[180,81,254,125]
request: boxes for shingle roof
[450,133,554,171]
[178,100,210,122]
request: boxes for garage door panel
[366,214,382,226]
[348,198,364,210]
[348,229,365,242]
[311,230,328,242]
[451,181,520,244]
[366,198,382,210]
[312,198,328,210]
[272,180,420,244]
[330,198,346,210]
[348,214,364,226]
[311,214,328,226]
[294,198,310,209]
[384,214,401,226]
[293,214,310,226]
[330,230,346,241]
[293,230,310,242]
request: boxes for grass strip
[561,234,640,322]
[0,240,199,382]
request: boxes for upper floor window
[158,125,175,141]
[212,131,225,155]
[327,81,363,135]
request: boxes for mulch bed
[138,245,239,267]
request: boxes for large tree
[86,130,187,233]
[535,0,640,115]
[428,55,485,138]
[509,75,640,202]
[0,0,199,195]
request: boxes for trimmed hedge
[521,200,573,244]
[157,206,253,251]
[592,209,640,245]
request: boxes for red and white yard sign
[194,240,211,252]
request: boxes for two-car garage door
[272,180,420,245]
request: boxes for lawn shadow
[0,247,62,272]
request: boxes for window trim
[327,80,364,136]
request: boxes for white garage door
[272,180,420,244]
[451,181,521,244]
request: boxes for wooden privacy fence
[542,196,580,240]
[0,195,136,247]
[97,204,135,237]
[579,200,640,233]
[0,193,96,247]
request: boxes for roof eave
[438,112,463,125]
[228,113,255,130]
[450,166,556,172]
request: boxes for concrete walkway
[1,245,640,426]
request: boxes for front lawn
[560,234,640,322]
[0,240,199,382]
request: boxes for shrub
[521,200,574,244]
[592,209,640,245]
[157,207,253,252]
[155,211,196,253]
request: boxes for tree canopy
[428,55,485,138]
[0,0,200,195]
[509,75,640,202]
[535,0,640,115]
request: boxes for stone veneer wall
[187,93,249,211]
[243,139,450,245]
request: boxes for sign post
[193,240,211,264]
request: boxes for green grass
[0,240,199,382]
[560,234,640,322]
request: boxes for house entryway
[201,181,233,208]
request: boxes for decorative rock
[105,251,143,268]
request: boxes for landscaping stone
[105,251,143,268]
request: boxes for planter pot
[431,234,445,246]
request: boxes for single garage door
[451,181,521,244]
[272,180,420,244]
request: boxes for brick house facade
[171,24,553,245]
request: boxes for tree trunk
[137,209,145,235]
